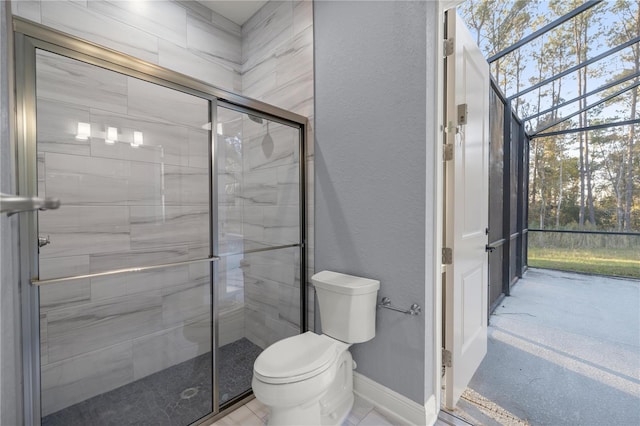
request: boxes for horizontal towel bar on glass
[31,257,220,286]
[0,193,60,216]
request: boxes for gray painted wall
[314,0,439,405]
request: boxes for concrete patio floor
[450,268,640,426]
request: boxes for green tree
[459,0,532,93]
[461,0,638,232]
[607,0,639,231]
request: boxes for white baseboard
[353,372,438,426]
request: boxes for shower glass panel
[39,264,213,425]
[216,106,302,406]
[35,49,213,426]
[217,106,301,254]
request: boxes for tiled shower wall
[12,0,243,92]
[240,0,315,337]
[217,110,303,349]
[12,0,314,415]
[35,49,215,416]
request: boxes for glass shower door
[215,105,303,406]
[33,49,214,426]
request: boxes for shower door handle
[0,193,61,216]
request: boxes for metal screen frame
[479,0,638,288]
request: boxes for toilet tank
[312,271,380,344]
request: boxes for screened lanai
[438,4,640,425]
[460,0,639,312]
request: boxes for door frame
[433,0,462,415]
[13,17,308,425]
[434,0,488,414]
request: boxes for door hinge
[442,247,453,265]
[442,348,452,368]
[444,38,455,57]
[443,144,454,161]
[457,103,468,126]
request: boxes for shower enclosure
[14,19,306,426]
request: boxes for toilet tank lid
[312,271,380,295]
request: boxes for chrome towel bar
[377,297,421,316]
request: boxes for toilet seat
[254,332,345,385]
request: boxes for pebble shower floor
[42,338,262,426]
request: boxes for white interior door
[443,11,489,409]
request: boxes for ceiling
[199,0,268,26]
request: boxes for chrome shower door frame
[13,17,307,426]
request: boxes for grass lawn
[528,247,640,279]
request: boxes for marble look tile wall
[34,47,215,415]
[41,340,134,417]
[242,1,314,119]
[216,106,244,260]
[240,122,300,250]
[36,50,211,270]
[13,0,243,92]
[39,262,219,415]
[240,0,315,336]
[241,248,300,349]
[216,107,303,347]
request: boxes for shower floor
[42,338,263,426]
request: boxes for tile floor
[207,394,400,426]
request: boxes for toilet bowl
[252,332,353,425]
[252,271,380,426]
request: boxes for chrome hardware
[31,256,221,286]
[0,193,60,216]
[377,297,422,316]
[38,235,51,248]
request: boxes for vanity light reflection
[75,122,91,140]
[132,131,144,148]
[105,126,118,145]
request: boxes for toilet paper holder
[377,297,421,316]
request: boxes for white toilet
[251,270,380,426]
